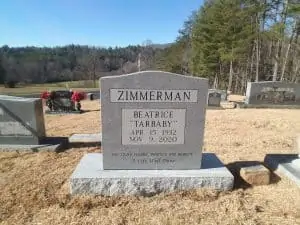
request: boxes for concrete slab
[70,153,234,196]
[69,133,102,144]
[264,154,300,187]
[0,137,68,152]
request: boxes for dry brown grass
[1,99,300,225]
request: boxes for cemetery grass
[0,80,99,96]
[1,100,300,225]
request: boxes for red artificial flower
[40,91,50,99]
[71,91,86,102]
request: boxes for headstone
[0,95,46,145]
[245,81,300,105]
[207,90,222,107]
[87,93,94,101]
[45,90,82,114]
[101,71,208,170]
[70,71,234,196]
[209,89,227,102]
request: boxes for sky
[0,0,203,48]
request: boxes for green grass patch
[0,80,100,96]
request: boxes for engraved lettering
[117,90,124,100]
[122,109,186,145]
[111,89,197,102]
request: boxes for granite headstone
[209,89,227,102]
[245,81,300,105]
[207,90,222,107]
[0,95,46,145]
[70,71,234,196]
[101,71,208,170]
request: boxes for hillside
[0,44,169,85]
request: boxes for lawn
[0,100,300,225]
[0,80,99,96]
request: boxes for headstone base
[70,153,234,196]
[0,136,41,145]
[264,154,300,187]
[0,137,68,152]
[45,110,83,115]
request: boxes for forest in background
[0,0,299,94]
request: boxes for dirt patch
[1,100,300,225]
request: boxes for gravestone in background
[207,90,222,107]
[209,89,227,102]
[70,71,234,196]
[0,95,46,145]
[45,90,82,114]
[245,81,300,105]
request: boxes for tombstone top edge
[0,95,40,102]
[100,70,208,81]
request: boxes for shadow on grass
[68,142,101,149]
[83,109,100,112]
[226,160,281,190]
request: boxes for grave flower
[40,91,50,99]
[71,91,86,111]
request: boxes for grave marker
[43,90,86,114]
[0,95,46,145]
[70,71,234,196]
[207,90,222,107]
[245,81,300,105]
[101,71,208,170]
[209,89,227,102]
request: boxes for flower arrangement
[40,90,86,112]
[71,91,86,111]
[71,91,86,102]
[40,91,50,99]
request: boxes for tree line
[0,42,166,86]
[156,0,300,94]
[1,0,299,94]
